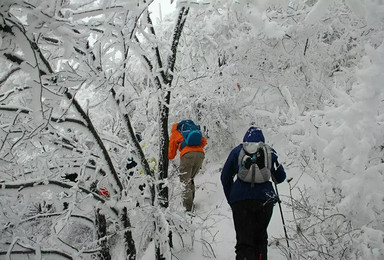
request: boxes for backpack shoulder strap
[238,146,246,168]
[260,143,272,170]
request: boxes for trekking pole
[273,177,293,260]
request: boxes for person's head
[243,126,265,143]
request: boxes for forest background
[0,0,384,259]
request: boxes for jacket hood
[243,126,265,143]
[171,122,179,133]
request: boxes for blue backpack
[177,120,203,149]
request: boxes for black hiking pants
[231,200,274,260]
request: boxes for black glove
[255,148,265,169]
[243,156,252,169]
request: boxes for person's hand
[243,155,252,169]
[255,148,265,169]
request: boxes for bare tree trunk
[122,207,136,260]
[158,92,171,208]
[154,7,189,260]
[157,5,189,210]
[96,209,111,260]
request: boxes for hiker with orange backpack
[221,126,286,260]
[168,120,207,212]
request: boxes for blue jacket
[221,127,286,205]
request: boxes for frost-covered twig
[0,68,20,86]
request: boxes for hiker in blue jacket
[221,126,286,260]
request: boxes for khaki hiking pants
[179,151,205,211]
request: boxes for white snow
[1,0,384,259]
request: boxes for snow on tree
[1,0,384,259]
[0,0,191,259]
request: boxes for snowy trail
[142,159,295,260]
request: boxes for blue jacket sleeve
[220,147,239,202]
[271,149,286,184]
